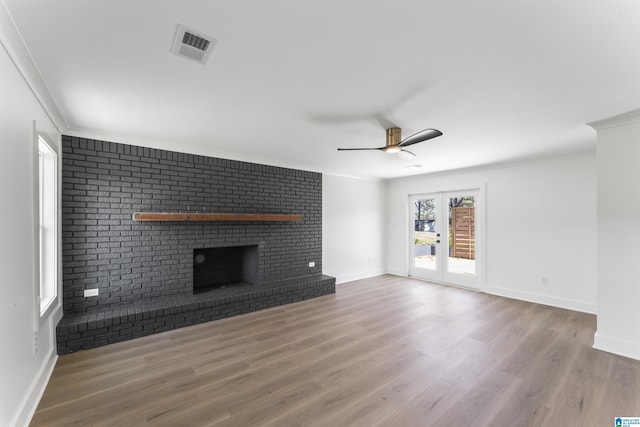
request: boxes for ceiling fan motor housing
[386,127,401,147]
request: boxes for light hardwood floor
[32,275,640,426]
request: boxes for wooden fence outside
[451,207,475,259]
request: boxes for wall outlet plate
[308,262,315,267]
[84,288,99,297]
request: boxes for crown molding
[587,108,640,131]
[0,0,67,133]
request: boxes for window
[38,136,58,316]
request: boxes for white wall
[1,3,62,425]
[323,174,386,283]
[591,110,640,360]
[386,151,597,313]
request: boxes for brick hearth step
[56,275,335,354]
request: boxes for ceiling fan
[337,127,443,157]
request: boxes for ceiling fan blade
[398,128,443,147]
[337,147,385,151]
[398,149,416,160]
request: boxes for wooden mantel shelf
[132,212,303,222]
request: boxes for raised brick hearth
[57,275,335,354]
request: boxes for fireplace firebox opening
[193,245,258,293]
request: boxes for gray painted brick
[58,134,329,352]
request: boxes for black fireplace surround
[56,135,335,354]
[193,245,258,293]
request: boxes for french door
[409,189,481,289]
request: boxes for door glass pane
[414,198,436,270]
[448,196,475,275]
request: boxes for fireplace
[57,136,334,354]
[193,245,258,293]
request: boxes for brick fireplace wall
[61,135,323,314]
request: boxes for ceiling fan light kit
[337,127,443,157]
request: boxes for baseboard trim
[486,286,597,314]
[11,349,57,427]
[334,270,386,284]
[386,273,597,315]
[593,331,640,361]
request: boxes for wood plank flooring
[31,275,640,426]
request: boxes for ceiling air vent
[171,24,216,65]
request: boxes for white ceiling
[6,0,640,178]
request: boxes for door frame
[408,185,485,291]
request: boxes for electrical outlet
[33,332,38,355]
[541,276,548,285]
[84,288,99,297]
[308,262,315,267]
